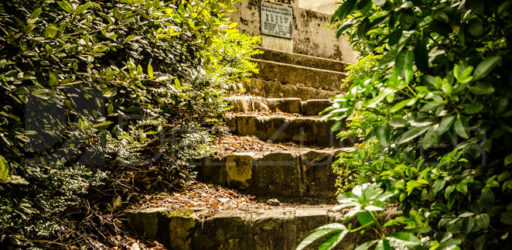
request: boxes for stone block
[241,78,340,100]
[253,59,346,91]
[266,98,301,113]
[225,153,255,189]
[253,152,300,196]
[301,150,338,198]
[301,99,332,116]
[169,217,196,250]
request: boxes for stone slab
[227,96,331,116]
[125,208,332,250]
[126,207,392,249]
[254,48,348,72]
[196,149,354,198]
[226,114,346,147]
[252,59,346,91]
[240,78,341,100]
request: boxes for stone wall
[230,0,358,63]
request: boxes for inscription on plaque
[260,2,293,39]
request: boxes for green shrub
[309,0,512,249]
[0,0,259,246]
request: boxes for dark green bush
[0,0,259,246]
[311,0,512,249]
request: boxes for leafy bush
[298,184,425,250]
[307,0,512,249]
[0,0,259,246]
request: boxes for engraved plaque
[260,2,293,39]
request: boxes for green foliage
[0,0,259,246]
[317,0,512,249]
[298,184,425,250]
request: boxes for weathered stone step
[240,78,341,100]
[226,114,350,147]
[127,207,368,250]
[196,148,355,199]
[227,96,332,116]
[252,59,347,91]
[254,48,349,72]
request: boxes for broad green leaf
[414,38,428,72]
[388,29,402,46]
[76,3,91,14]
[462,102,483,114]
[453,64,461,80]
[398,126,430,144]
[437,115,455,135]
[390,98,414,113]
[454,115,470,139]
[367,88,394,108]
[30,8,43,20]
[126,35,136,42]
[355,240,379,250]
[389,118,408,128]
[469,82,495,95]
[331,120,344,132]
[505,153,512,166]
[474,56,501,80]
[356,0,371,10]
[423,75,437,87]
[357,211,375,225]
[465,217,475,234]
[500,211,512,225]
[45,24,59,38]
[379,47,398,66]
[423,126,440,149]
[93,45,109,53]
[297,224,347,250]
[357,18,371,39]
[375,239,392,250]
[479,189,495,211]
[331,0,357,22]
[432,179,446,195]
[58,1,74,13]
[461,66,474,78]
[387,232,421,247]
[474,235,485,250]
[454,64,474,84]
[441,79,453,95]
[148,64,154,79]
[153,0,161,9]
[437,235,462,249]
[318,231,348,250]
[395,49,414,82]
[0,155,8,181]
[475,213,490,229]
[376,124,390,147]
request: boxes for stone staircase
[127,48,362,249]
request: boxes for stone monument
[231,0,358,63]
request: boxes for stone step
[240,78,340,100]
[127,207,371,250]
[196,148,355,199]
[227,96,332,116]
[226,114,351,147]
[252,59,347,91]
[254,48,349,72]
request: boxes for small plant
[297,184,425,250]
